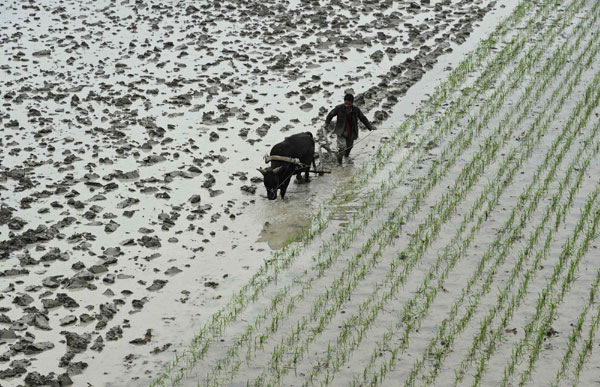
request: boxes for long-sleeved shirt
[325,104,374,140]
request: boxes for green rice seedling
[472,142,600,385]
[434,25,600,384]
[516,206,600,386]
[322,63,588,384]
[358,25,600,386]
[572,302,600,382]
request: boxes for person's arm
[357,107,375,130]
[325,105,338,126]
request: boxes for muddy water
[0,0,518,385]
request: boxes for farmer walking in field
[323,93,376,165]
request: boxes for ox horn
[257,167,266,175]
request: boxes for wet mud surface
[0,0,504,385]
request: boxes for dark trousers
[336,135,354,158]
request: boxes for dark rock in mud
[8,217,27,230]
[58,373,73,385]
[89,264,108,275]
[116,197,140,209]
[137,235,161,248]
[59,315,77,326]
[129,329,152,345]
[103,274,116,284]
[0,225,59,259]
[64,277,89,291]
[42,298,63,309]
[23,371,55,386]
[299,102,313,111]
[106,325,123,341]
[40,248,69,262]
[62,331,91,352]
[241,185,256,194]
[114,96,132,107]
[132,298,147,309]
[31,313,51,330]
[141,154,166,165]
[104,221,120,233]
[14,340,55,355]
[209,189,224,197]
[13,294,34,307]
[256,123,270,137]
[146,279,167,291]
[0,205,16,225]
[90,335,104,352]
[189,194,201,204]
[164,266,182,276]
[1,268,30,277]
[43,293,79,309]
[150,342,172,354]
[103,247,122,257]
[79,314,94,324]
[0,329,18,339]
[73,269,94,282]
[71,262,85,270]
[68,361,87,375]
[0,365,27,379]
[186,5,199,14]
[204,281,219,289]
[202,174,216,189]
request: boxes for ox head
[258,166,283,200]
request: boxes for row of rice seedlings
[514,191,600,386]
[460,99,600,387]
[150,0,584,384]
[352,13,600,386]
[466,148,600,387]
[551,226,600,385]
[497,78,600,387]
[253,10,591,383]
[303,19,591,386]
[423,70,600,387]
[470,121,600,385]
[197,9,569,384]
[571,283,600,382]
[446,12,598,382]
[458,46,600,387]
[366,64,588,387]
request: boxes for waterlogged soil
[0,0,518,385]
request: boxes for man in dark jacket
[323,93,375,165]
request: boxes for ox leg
[280,179,291,199]
[294,168,304,183]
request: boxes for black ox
[258,132,316,200]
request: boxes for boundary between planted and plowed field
[151,0,600,385]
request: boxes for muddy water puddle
[256,214,310,251]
